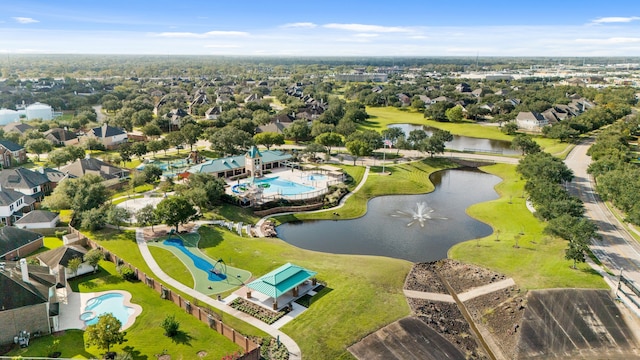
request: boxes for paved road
[564,138,640,286]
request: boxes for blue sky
[1,0,639,56]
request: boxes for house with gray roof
[187,146,292,179]
[0,140,27,167]
[37,244,91,283]
[3,122,34,135]
[14,210,60,229]
[0,259,58,345]
[0,188,36,226]
[60,157,129,181]
[44,127,79,146]
[85,123,127,149]
[516,111,548,131]
[0,226,43,259]
[0,167,51,201]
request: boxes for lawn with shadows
[7,260,241,359]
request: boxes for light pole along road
[564,138,640,291]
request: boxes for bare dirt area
[465,285,526,359]
[408,298,488,359]
[437,259,507,293]
[403,262,448,293]
[141,224,197,241]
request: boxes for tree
[565,239,590,269]
[67,256,82,277]
[345,140,372,165]
[501,121,519,135]
[81,208,106,231]
[315,132,343,155]
[84,248,103,273]
[253,132,285,150]
[118,143,132,165]
[180,123,201,151]
[136,204,158,231]
[420,129,453,157]
[155,196,197,232]
[25,138,53,161]
[408,129,428,149]
[106,206,130,230]
[142,164,163,183]
[179,172,226,210]
[161,315,180,338]
[284,120,311,144]
[445,105,464,122]
[85,313,126,354]
[209,126,254,156]
[84,137,106,152]
[424,101,455,122]
[48,148,71,168]
[511,134,541,155]
[165,131,185,153]
[381,127,405,148]
[130,142,148,159]
[141,123,162,139]
[146,139,164,158]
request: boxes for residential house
[0,140,27,168]
[60,157,129,181]
[205,106,223,120]
[431,96,451,103]
[471,88,484,98]
[85,124,127,149]
[43,128,79,146]
[37,245,91,284]
[0,226,43,259]
[0,167,52,201]
[37,167,74,192]
[0,259,58,345]
[3,122,33,135]
[165,108,188,129]
[515,111,548,131]
[455,83,472,93]
[0,188,36,225]
[418,95,432,106]
[14,210,60,230]
[256,122,289,135]
[396,93,411,107]
[244,93,262,103]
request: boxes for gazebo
[246,263,317,310]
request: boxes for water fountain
[391,201,447,227]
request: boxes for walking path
[135,228,302,359]
[457,278,516,302]
[403,289,454,303]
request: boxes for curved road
[564,138,640,286]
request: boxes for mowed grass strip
[449,163,606,290]
[196,226,412,360]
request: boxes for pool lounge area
[57,289,142,331]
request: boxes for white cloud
[204,44,241,48]
[323,23,413,33]
[155,30,249,38]
[590,16,640,24]
[576,37,640,44]
[410,35,428,40]
[13,17,39,24]
[281,22,317,29]
[353,33,379,38]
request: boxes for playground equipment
[210,259,227,277]
[14,330,30,347]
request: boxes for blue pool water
[305,174,326,181]
[164,238,227,281]
[83,293,134,327]
[255,177,316,196]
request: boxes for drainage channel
[436,271,498,360]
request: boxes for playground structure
[210,258,227,278]
[14,330,30,348]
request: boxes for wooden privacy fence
[74,227,261,360]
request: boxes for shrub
[118,266,136,281]
[161,315,180,337]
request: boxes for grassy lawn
[363,106,571,154]
[27,236,65,258]
[275,158,456,222]
[8,260,242,359]
[197,226,412,360]
[83,228,268,339]
[110,184,155,199]
[148,245,195,288]
[449,163,606,290]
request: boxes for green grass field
[449,163,606,290]
[148,233,252,295]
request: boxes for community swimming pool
[233,176,317,196]
[164,238,227,281]
[81,293,136,328]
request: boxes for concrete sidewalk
[135,228,302,359]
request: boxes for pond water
[276,168,501,262]
[388,124,519,155]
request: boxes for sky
[1,0,640,56]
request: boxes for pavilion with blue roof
[246,263,317,310]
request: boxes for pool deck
[56,288,142,331]
[225,168,336,198]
